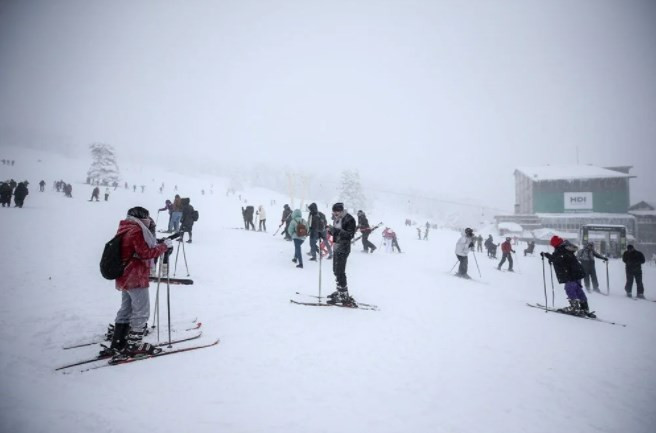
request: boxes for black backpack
[192,210,199,221]
[100,235,126,280]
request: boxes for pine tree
[337,169,367,212]
[87,143,120,185]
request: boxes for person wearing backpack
[307,202,328,261]
[101,206,172,358]
[287,209,308,268]
[180,197,195,243]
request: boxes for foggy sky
[1,0,655,209]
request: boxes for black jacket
[14,183,29,200]
[332,213,356,244]
[622,249,645,270]
[543,241,585,284]
[357,213,371,232]
[180,198,195,229]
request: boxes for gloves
[469,242,474,249]
[603,258,608,262]
[164,239,173,248]
[540,252,546,258]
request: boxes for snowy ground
[1,149,655,433]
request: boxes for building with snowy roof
[513,165,634,214]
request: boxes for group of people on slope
[159,194,196,243]
[0,179,29,208]
[455,228,648,317]
[283,202,356,306]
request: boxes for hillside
[1,148,655,433]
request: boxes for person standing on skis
[577,242,608,293]
[327,203,357,305]
[101,206,172,358]
[455,228,476,278]
[541,236,595,317]
[497,237,515,272]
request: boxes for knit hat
[550,236,563,248]
[127,206,150,219]
[332,202,344,212]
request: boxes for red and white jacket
[115,219,168,290]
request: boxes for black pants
[581,262,599,290]
[392,238,401,253]
[361,231,376,252]
[625,268,644,295]
[333,243,351,288]
[259,219,266,231]
[245,217,255,230]
[457,254,468,275]
[498,252,513,270]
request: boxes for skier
[327,203,357,305]
[180,198,195,243]
[424,222,430,240]
[307,203,327,261]
[356,210,377,253]
[382,227,402,253]
[39,180,45,192]
[14,181,29,208]
[524,241,536,256]
[100,206,172,358]
[497,237,515,271]
[257,205,267,231]
[287,209,307,268]
[171,195,183,232]
[90,186,100,201]
[541,236,595,317]
[476,235,483,252]
[281,204,292,240]
[622,245,645,298]
[158,199,174,232]
[0,181,12,207]
[454,228,476,278]
[576,242,608,293]
[104,188,110,201]
[485,235,497,258]
[242,205,255,230]
[417,227,422,240]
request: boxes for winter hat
[464,228,473,236]
[506,237,511,241]
[332,202,344,212]
[128,206,150,219]
[308,202,318,212]
[550,236,563,248]
[627,244,634,250]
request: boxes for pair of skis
[290,292,379,311]
[526,303,627,327]
[57,318,219,372]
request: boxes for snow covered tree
[337,169,367,212]
[87,143,120,185]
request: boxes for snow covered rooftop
[515,165,633,181]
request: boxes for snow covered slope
[1,148,655,433]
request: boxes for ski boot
[637,293,645,299]
[113,328,162,361]
[579,301,596,318]
[558,299,581,315]
[99,323,130,357]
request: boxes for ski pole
[180,234,190,277]
[173,231,183,276]
[605,260,610,295]
[153,256,163,339]
[541,255,548,310]
[318,235,323,301]
[449,260,459,274]
[549,263,555,308]
[166,268,172,348]
[273,222,283,236]
[472,251,482,278]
